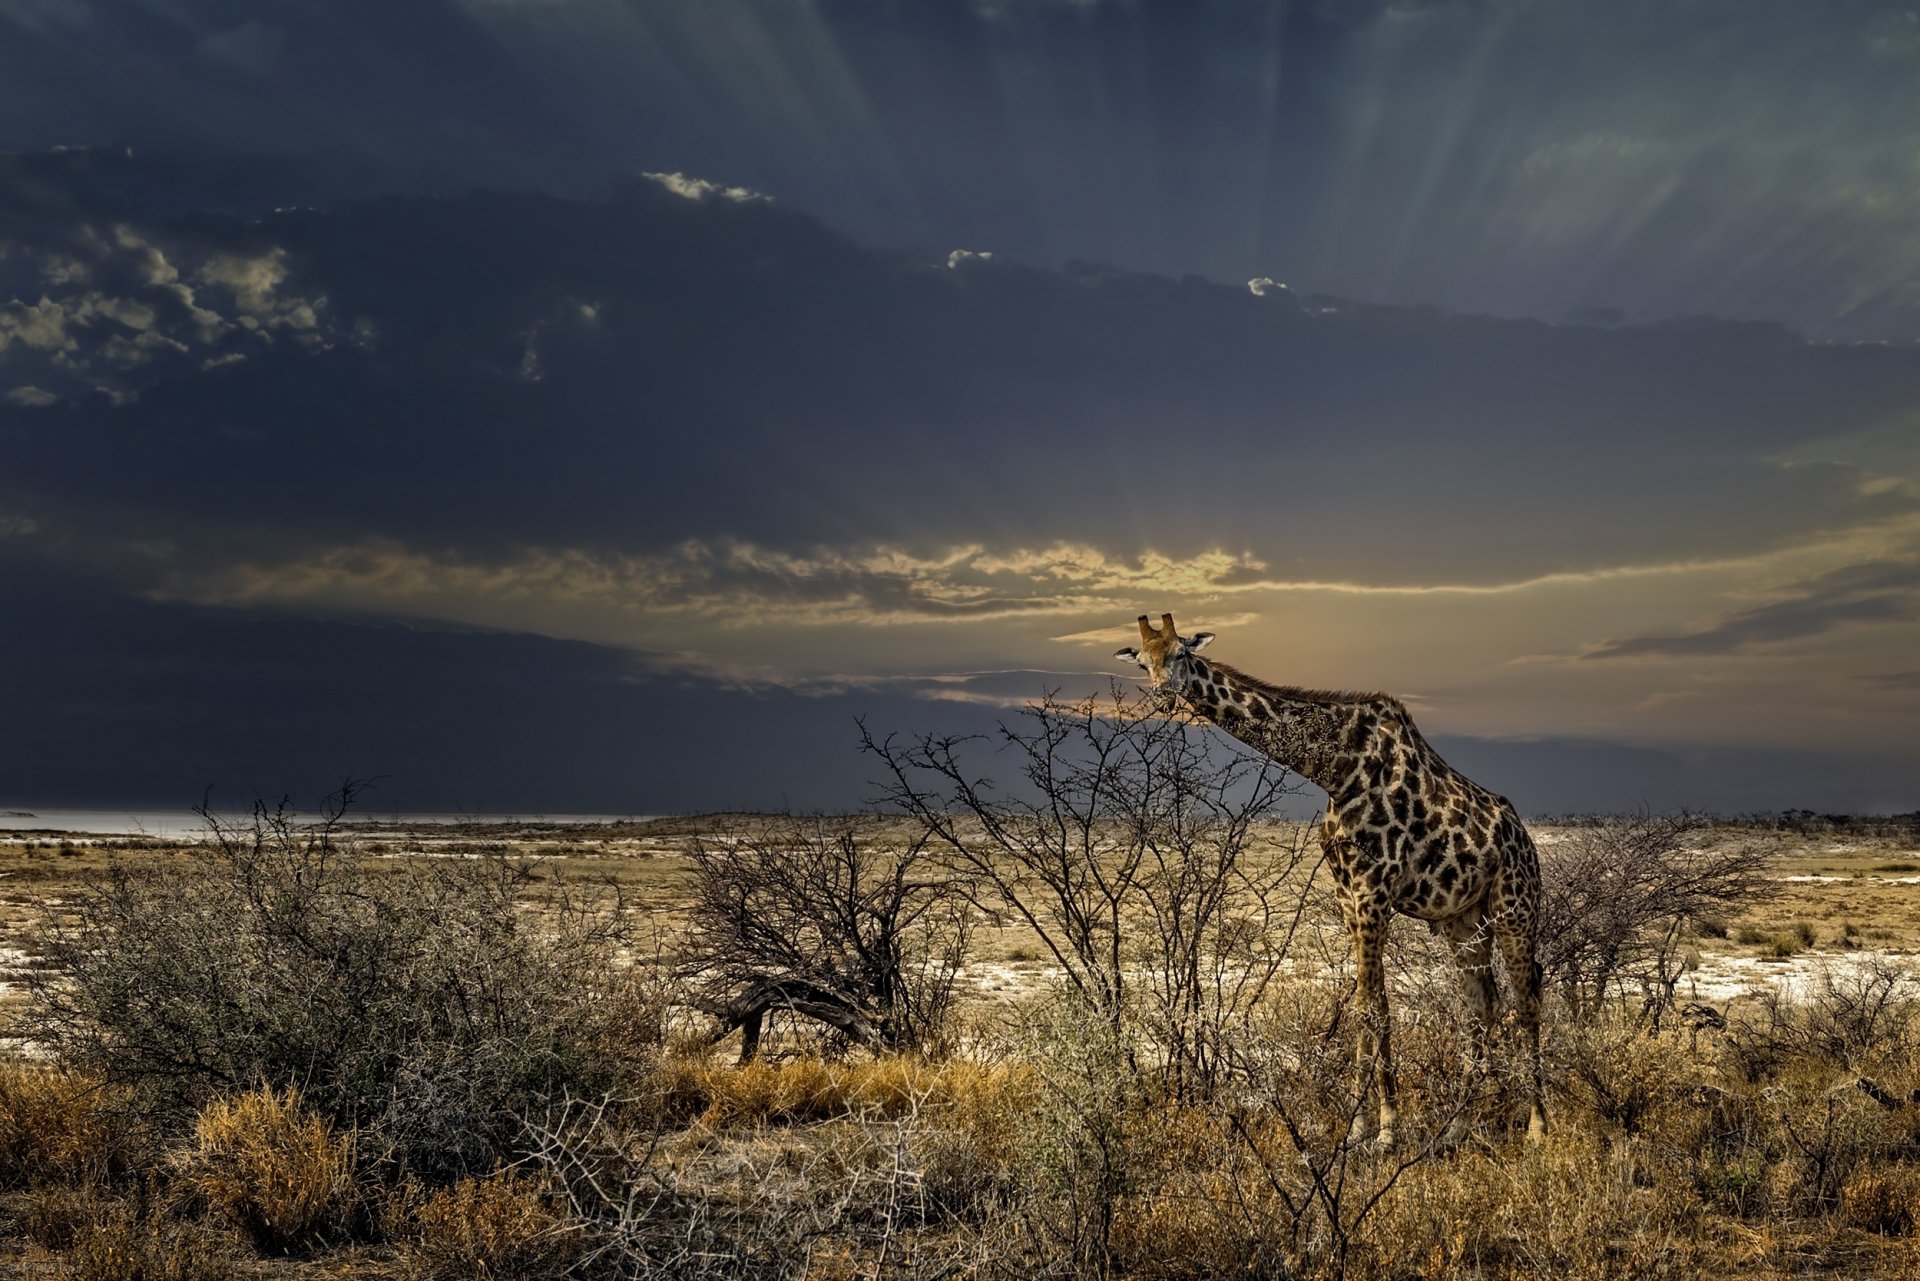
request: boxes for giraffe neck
[1176,659,1386,798]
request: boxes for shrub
[1841,1164,1920,1236]
[684,1055,1023,1130]
[0,1063,131,1188]
[865,688,1311,1098]
[1801,959,1917,1069]
[56,1200,235,1281]
[181,1087,358,1253]
[1537,812,1774,1020]
[1367,1135,1714,1280]
[524,1091,979,1278]
[393,1171,578,1280]
[24,788,640,1181]
[1693,1153,1770,1216]
[1557,1022,1699,1138]
[1768,932,1808,959]
[682,815,971,1060]
[21,1182,110,1251]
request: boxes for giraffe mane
[1204,661,1404,711]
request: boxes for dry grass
[0,1063,131,1189]
[1842,1165,1920,1237]
[670,1054,1028,1129]
[54,1199,235,1281]
[391,1171,578,1280]
[1366,1134,1722,1279]
[181,1087,357,1254]
[7,816,1920,1278]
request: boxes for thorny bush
[25,784,644,1182]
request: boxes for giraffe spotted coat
[1117,613,1546,1146]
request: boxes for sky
[2,0,1918,815]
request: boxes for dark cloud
[3,566,1906,815]
[0,566,1008,812]
[7,0,1920,332]
[2,3,1918,815]
[1855,670,1920,692]
[6,170,1920,600]
[1431,732,1920,817]
[1582,560,1920,660]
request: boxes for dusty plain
[2,812,1920,1279]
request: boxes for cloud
[12,0,1920,339]
[642,171,768,204]
[199,248,323,333]
[150,537,1275,630]
[6,566,1916,814]
[1050,612,1262,645]
[0,165,1917,800]
[195,21,288,80]
[1854,670,1920,692]
[0,568,1016,811]
[1580,559,1920,660]
[0,217,334,403]
[6,176,1919,592]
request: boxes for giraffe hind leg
[1438,911,1498,1149]
[1495,918,1547,1139]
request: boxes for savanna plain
[3,711,1920,1280]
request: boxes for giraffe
[1115,613,1545,1148]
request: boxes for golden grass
[54,1200,235,1281]
[1842,1166,1920,1237]
[4,819,1920,1277]
[181,1086,356,1253]
[391,1171,577,1280]
[678,1054,1030,1128]
[0,1062,129,1187]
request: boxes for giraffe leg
[1494,916,1547,1139]
[1438,912,1498,1149]
[1332,891,1375,1146]
[1349,900,1397,1150]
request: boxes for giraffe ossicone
[1116,612,1547,1148]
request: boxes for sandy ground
[1,817,1917,1033]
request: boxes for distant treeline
[1537,810,1920,839]
[1755,810,1920,838]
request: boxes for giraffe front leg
[1350,903,1397,1151]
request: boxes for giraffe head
[1113,612,1214,701]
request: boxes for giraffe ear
[1184,632,1215,652]
[1113,646,1142,665]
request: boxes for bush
[55,1199,235,1281]
[524,1091,981,1278]
[681,814,971,1059]
[181,1087,358,1253]
[680,1055,1019,1130]
[24,788,640,1181]
[1768,932,1808,959]
[21,1182,110,1251]
[1841,1165,1920,1236]
[864,688,1310,1098]
[393,1171,578,1280]
[1557,1021,1700,1138]
[0,1063,132,1188]
[1538,812,1775,1019]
